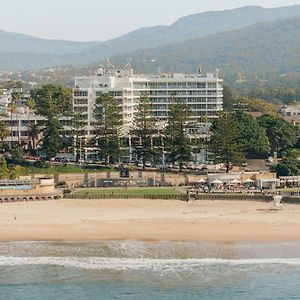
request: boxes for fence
[65,194,188,201]
[193,194,272,202]
[64,192,300,204]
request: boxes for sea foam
[0,256,300,271]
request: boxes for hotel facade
[73,66,223,138]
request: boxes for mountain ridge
[2,5,300,71]
[106,15,300,82]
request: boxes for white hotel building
[73,66,223,137]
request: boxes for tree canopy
[131,92,157,168]
[93,93,123,164]
[257,114,298,153]
[31,85,72,117]
[164,98,192,171]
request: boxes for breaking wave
[1,256,300,271]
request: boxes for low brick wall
[193,194,272,202]
[0,193,62,203]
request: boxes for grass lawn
[72,187,182,196]
[27,165,117,175]
[277,188,300,192]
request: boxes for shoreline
[1,199,300,242]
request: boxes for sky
[1,0,300,42]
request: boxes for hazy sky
[1,0,300,41]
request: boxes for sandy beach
[0,199,300,242]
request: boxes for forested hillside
[2,5,300,71]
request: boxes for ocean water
[0,241,300,299]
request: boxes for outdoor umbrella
[211,179,223,185]
[231,179,241,184]
[244,178,255,184]
[197,178,207,183]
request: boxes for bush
[63,189,72,195]
[55,181,68,188]
[33,161,50,168]
[275,158,300,176]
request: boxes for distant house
[280,105,300,126]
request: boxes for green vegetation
[208,111,297,171]
[232,111,270,157]
[31,85,73,160]
[0,157,26,179]
[72,187,182,197]
[275,158,300,176]
[131,92,157,169]
[209,112,244,172]
[26,165,118,175]
[93,93,123,164]
[257,114,298,153]
[164,97,192,172]
[112,15,300,87]
[3,6,300,71]
[235,97,279,116]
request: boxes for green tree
[209,112,244,172]
[237,97,278,116]
[223,86,235,111]
[31,85,72,160]
[27,123,41,153]
[11,92,21,144]
[7,96,17,147]
[0,120,9,151]
[232,111,270,157]
[25,97,36,115]
[42,116,62,160]
[0,157,9,179]
[164,98,192,172]
[209,111,271,171]
[93,93,122,164]
[131,92,157,169]
[31,85,72,117]
[275,158,300,176]
[9,165,26,179]
[257,114,298,153]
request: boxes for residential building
[280,105,300,126]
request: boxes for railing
[193,194,272,202]
[65,194,188,201]
[65,193,300,204]
[0,179,40,186]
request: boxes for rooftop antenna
[198,66,202,76]
[106,58,115,69]
[216,68,219,78]
[122,57,133,70]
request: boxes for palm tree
[11,92,21,144]
[25,97,36,121]
[25,97,36,150]
[27,123,40,153]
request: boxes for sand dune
[0,199,300,242]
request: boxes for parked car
[145,161,152,167]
